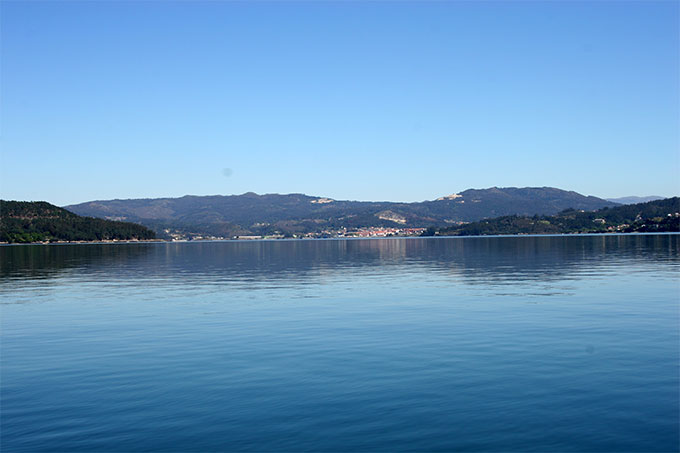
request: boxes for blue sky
[1,1,678,205]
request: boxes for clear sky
[1,1,678,205]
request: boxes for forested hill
[0,201,156,243]
[65,187,617,237]
[434,197,680,236]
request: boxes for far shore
[2,231,678,246]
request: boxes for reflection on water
[2,234,677,285]
[1,235,679,452]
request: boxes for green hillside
[0,201,156,243]
[435,197,680,236]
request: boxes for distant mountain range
[65,187,618,238]
[605,196,664,205]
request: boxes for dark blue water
[2,235,679,452]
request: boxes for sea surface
[1,235,678,452]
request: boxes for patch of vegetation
[435,197,680,236]
[1,201,156,243]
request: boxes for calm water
[1,235,679,452]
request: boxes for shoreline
[2,231,678,246]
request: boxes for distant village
[164,226,428,242]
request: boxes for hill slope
[435,197,680,236]
[605,196,664,205]
[0,201,157,243]
[65,187,617,237]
